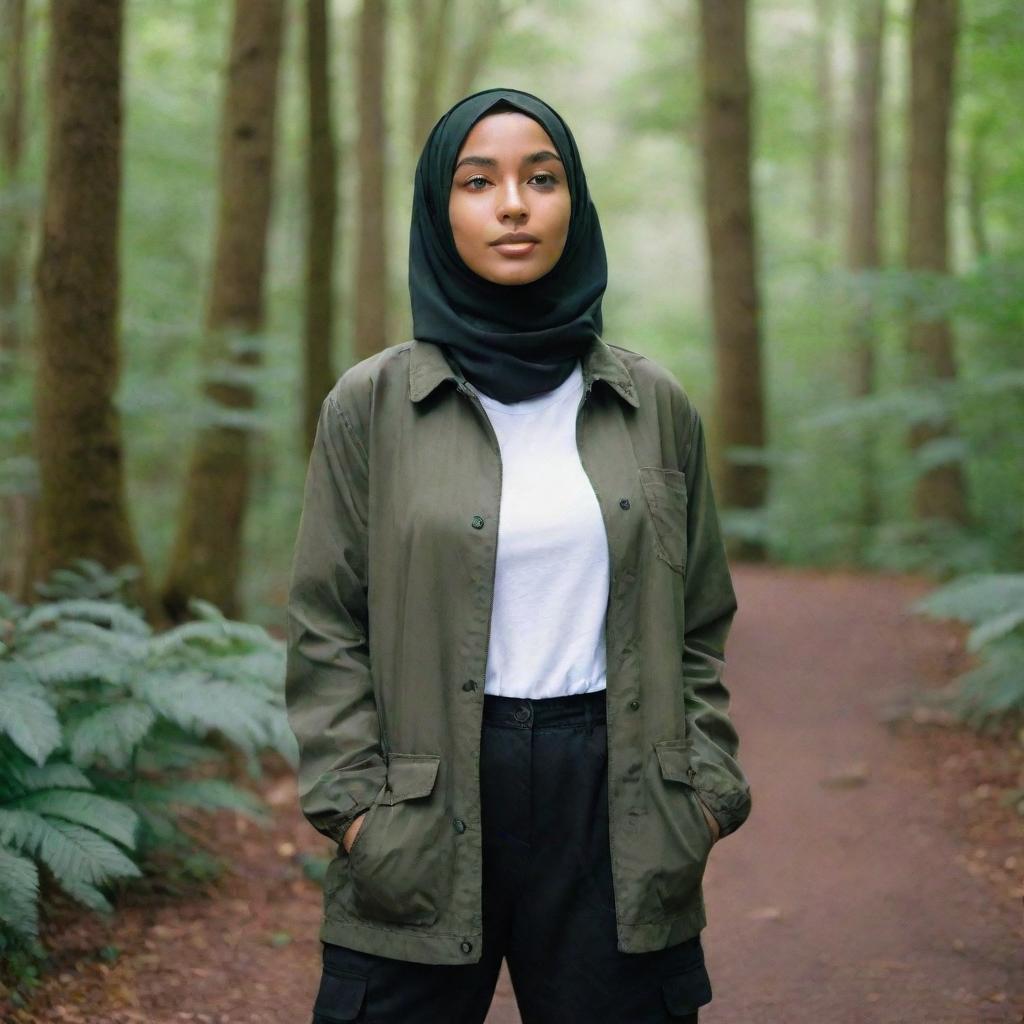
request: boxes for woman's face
[448,111,571,286]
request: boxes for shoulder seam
[326,392,368,462]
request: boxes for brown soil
[2,565,1022,1023]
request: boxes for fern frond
[132,672,276,752]
[0,846,40,938]
[67,701,156,770]
[912,573,1024,625]
[53,619,151,659]
[132,778,268,820]
[0,809,140,888]
[55,875,114,914]
[25,643,129,687]
[20,599,151,637]
[5,761,94,795]
[0,672,61,765]
[11,790,139,849]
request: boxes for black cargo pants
[311,687,713,1023]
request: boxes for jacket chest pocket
[344,752,452,927]
[638,466,688,575]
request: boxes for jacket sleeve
[680,403,752,840]
[284,389,386,845]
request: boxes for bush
[0,559,296,953]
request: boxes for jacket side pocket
[344,752,451,927]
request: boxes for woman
[285,87,752,1024]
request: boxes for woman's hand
[342,811,368,853]
[696,796,721,844]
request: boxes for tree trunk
[905,0,969,526]
[354,0,388,361]
[846,0,885,550]
[0,0,31,601]
[303,0,339,453]
[450,0,506,103]
[411,0,454,157]
[698,0,766,561]
[30,0,156,615]
[811,0,834,251]
[161,0,286,621]
[0,0,27,373]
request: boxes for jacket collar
[408,336,639,409]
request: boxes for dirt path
[4,566,1022,1023]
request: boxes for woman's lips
[492,241,538,257]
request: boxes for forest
[0,0,1021,1021]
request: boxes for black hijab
[408,87,607,404]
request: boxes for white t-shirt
[475,360,610,698]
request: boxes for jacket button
[471,515,485,529]
[453,817,466,833]
[629,698,640,710]
[462,679,477,691]
[461,940,473,953]
[619,497,631,510]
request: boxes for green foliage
[912,573,1024,730]
[0,560,295,951]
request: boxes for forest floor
[2,564,1022,1024]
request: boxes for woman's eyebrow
[453,150,563,173]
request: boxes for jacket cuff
[300,762,387,845]
[685,729,752,840]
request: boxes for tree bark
[905,0,969,525]
[0,0,27,372]
[0,0,31,601]
[161,0,286,621]
[354,0,388,361]
[303,0,339,453]
[30,0,156,615]
[411,0,454,157]
[698,0,766,561]
[450,0,506,104]
[811,0,834,251]
[846,0,885,547]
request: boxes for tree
[354,0,388,361]
[411,0,455,156]
[812,0,835,252]
[161,0,286,621]
[303,0,340,453]
[0,0,27,372]
[30,0,155,615]
[697,0,766,561]
[845,0,886,547]
[905,0,970,526]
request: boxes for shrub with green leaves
[0,560,296,950]
[912,572,1024,733]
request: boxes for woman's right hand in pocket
[342,811,367,854]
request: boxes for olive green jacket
[284,336,752,966]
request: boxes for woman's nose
[495,180,528,219]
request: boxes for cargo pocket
[312,966,367,1022]
[638,466,688,575]
[662,958,713,1017]
[345,752,450,927]
[649,739,714,916]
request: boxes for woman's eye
[463,173,558,191]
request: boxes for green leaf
[12,790,140,850]
[67,702,157,770]
[0,670,61,765]
[0,846,40,939]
